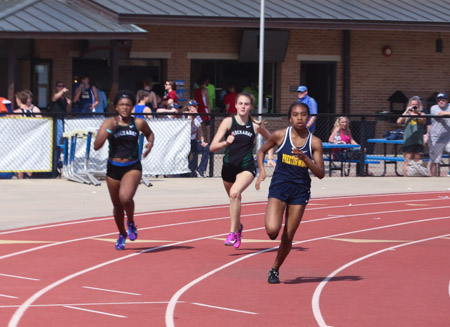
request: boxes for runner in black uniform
[94,91,154,250]
[256,102,324,283]
[210,92,275,249]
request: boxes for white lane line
[164,216,450,327]
[0,203,243,236]
[63,305,126,318]
[1,191,447,236]
[0,294,18,299]
[82,286,141,296]
[0,214,234,260]
[192,302,258,315]
[0,301,184,308]
[3,202,450,262]
[311,233,450,327]
[302,205,450,225]
[0,273,39,281]
[7,229,243,327]
[6,209,450,326]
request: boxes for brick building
[2,0,450,119]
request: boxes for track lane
[1,192,449,326]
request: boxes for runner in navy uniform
[94,91,154,250]
[210,92,275,249]
[256,102,324,283]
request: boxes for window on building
[31,60,52,110]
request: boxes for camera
[412,106,418,111]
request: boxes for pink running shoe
[234,224,243,248]
[224,232,236,246]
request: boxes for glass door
[31,60,52,110]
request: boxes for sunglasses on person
[56,84,64,87]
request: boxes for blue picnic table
[323,142,362,177]
[366,139,404,176]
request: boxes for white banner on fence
[145,118,191,175]
[0,117,53,172]
[65,117,191,176]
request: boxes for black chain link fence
[1,112,449,180]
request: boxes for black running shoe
[268,268,280,284]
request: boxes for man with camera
[429,92,450,176]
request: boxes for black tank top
[20,107,35,117]
[108,118,140,160]
[223,116,256,168]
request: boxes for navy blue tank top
[270,127,312,188]
[223,116,256,168]
[108,118,140,160]
[78,86,94,113]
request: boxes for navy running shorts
[268,182,311,205]
[107,160,142,181]
[221,162,256,183]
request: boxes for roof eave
[120,15,450,32]
[0,31,147,40]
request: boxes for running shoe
[115,233,127,250]
[234,224,243,249]
[268,268,280,284]
[127,221,138,241]
[224,232,237,246]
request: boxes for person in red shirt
[163,80,178,108]
[194,78,211,142]
[223,83,238,114]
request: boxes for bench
[324,157,380,176]
[366,154,450,176]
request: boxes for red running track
[1,191,450,327]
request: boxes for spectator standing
[194,78,211,142]
[92,82,108,114]
[132,90,152,118]
[396,96,427,176]
[184,100,210,177]
[163,80,178,108]
[52,81,71,115]
[152,83,165,112]
[205,77,216,112]
[297,85,318,133]
[137,78,158,110]
[73,74,99,114]
[51,81,72,165]
[243,81,258,108]
[14,90,41,117]
[13,90,41,179]
[429,92,450,176]
[223,83,238,114]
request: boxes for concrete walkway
[1,176,449,231]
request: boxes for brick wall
[29,28,450,116]
[351,30,450,114]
